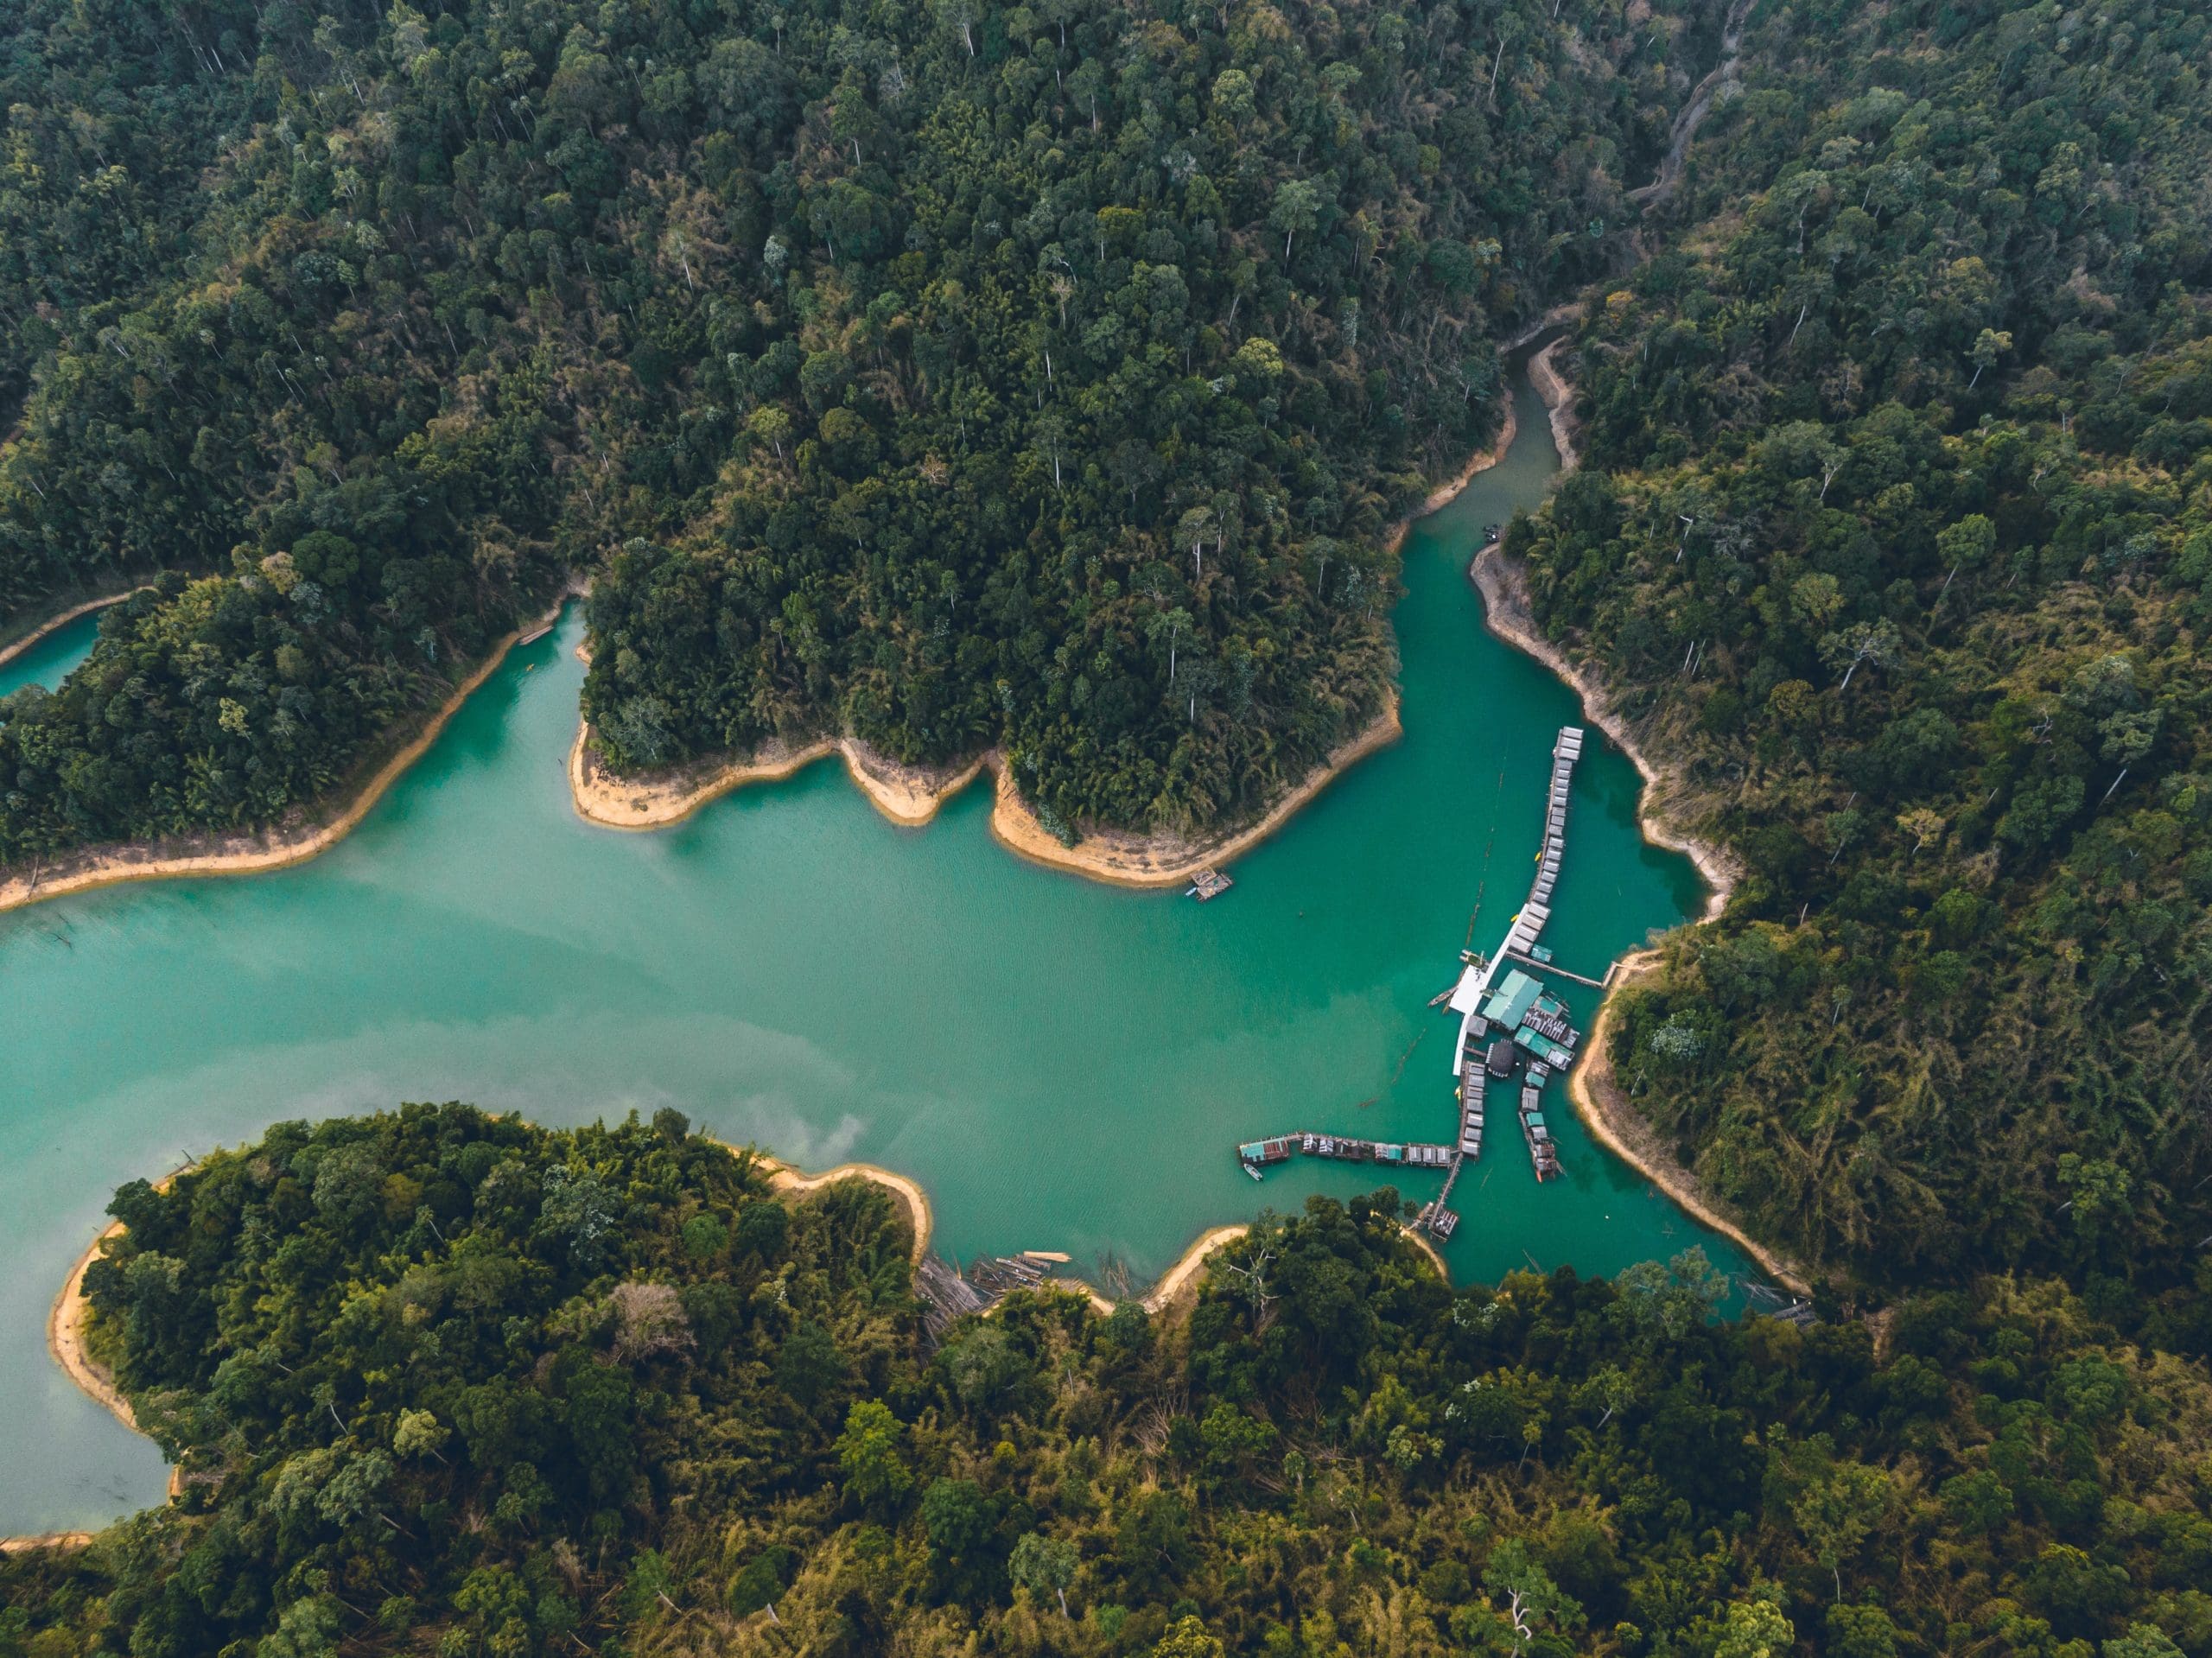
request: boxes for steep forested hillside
[574,0,1697,834]
[0,0,1707,863]
[1506,0,2212,1290]
[8,1107,2212,1657]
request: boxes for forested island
[5,0,2212,1650]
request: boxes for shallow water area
[0,379,1738,1533]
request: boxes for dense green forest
[8,1106,2212,1658]
[1505,0,2212,1293]
[0,0,1707,863]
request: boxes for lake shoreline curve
[1568,951,1812,1296]
[23,1145,1444,1553]
[0,588,579,918]
[1473,351,1810,1294]
[566,398,1523,886]
[0,589,147,673]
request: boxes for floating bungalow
[1236,727,1596,1218]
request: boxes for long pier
[1440,727,1586,1073]
[1238,1134,1459,1171]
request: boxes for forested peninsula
[0,0,1694,865]
[11,1105,2212,1658]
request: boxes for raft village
[1238,727,1597,1241]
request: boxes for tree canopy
[8,1109,2212,1657]
[1509,0,2212,1296]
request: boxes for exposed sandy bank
[1471,548,1737,920]
[760,1155,936,1266]
[1057,1217,1446,1320]
[0,589,146,673]
[1570,952,1811,1295]
[48,1217,145,1438]
[566,391,1541,884]
[572,704,1402,890]
[570,727,988,832]
[0,592,575,918]
[1473,346,1811,1293]
[0,1531,98,1553]
[1137,1225,1250,1314]
[984,692,1402,888]
[35,1164,193,1546]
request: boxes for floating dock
[1188,868,1234,901]
[1235,727,1594,1230]
[1238,1134,1459,1172]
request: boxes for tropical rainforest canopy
[8,1106,2212,1657]
[1506,0,2212,1294]
[6,0,2212,1653]
[0,0,1703,854]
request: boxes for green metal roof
[1480,969,1542,1028]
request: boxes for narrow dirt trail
[1630,0,1754,209]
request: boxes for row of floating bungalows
[1519,1083,1562,1180]
[1458,1064,1487,1159]
[1529,727,1583,911]
[1239,1134,1458,1172]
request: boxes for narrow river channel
[0,375,1741,1533]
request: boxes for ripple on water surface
[0,379,1741,1533]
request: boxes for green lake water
[0,611,102,698]
[0,378,1744,1534]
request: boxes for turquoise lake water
[0,378,1740,1533]
[0,610,103,699]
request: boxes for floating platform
[1236,1134,1457,1172]
[1188,868,1234,901]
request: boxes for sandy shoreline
[570,727,989,833]
[1471,351,1807,1290]
[983,692,1402,888]
[1569,952,1811,1294]
[571,701,1405,891]
[1471,547,1739,920]
[0,591,575,918]
[565,393,1532,886]
[0,590,146,673]
[760,1154,938,1265]
[48,1217,143,1438]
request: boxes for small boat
[1427,985,1457,1008]
[1244,1164,1265,1182]
[1483,523,1501,543]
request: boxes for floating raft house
[1236,727,1593,1226]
